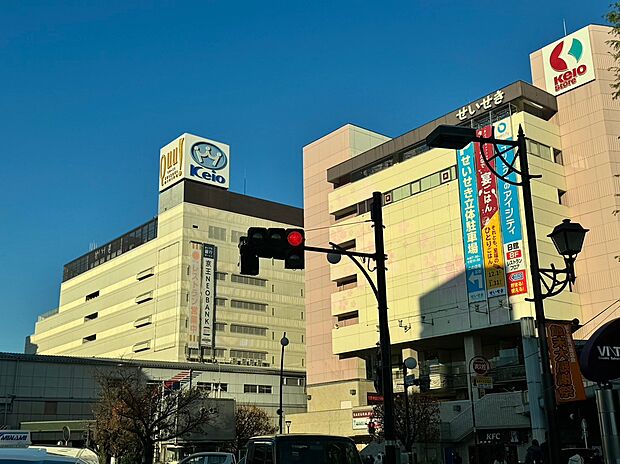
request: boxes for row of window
[527,139,563,164]
[64,218,158,282]
[230,300,267,312]
[197,381,228,392]
[333,165,458,221]
[230,349,267,360]
[231,274,266,287]
[244,384,272,394]
[207,226,252,245]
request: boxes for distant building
[290,24,619,463]
[29,133,305,373]
[0,351,305,456]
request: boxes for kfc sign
[541,26,595,96]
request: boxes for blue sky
[0,0,609,352]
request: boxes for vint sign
[159,133,230,192]
[541,26,595,96]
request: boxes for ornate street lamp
[426,123,589,464]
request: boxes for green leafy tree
[606,3,620,98]
[93,368,218,464]
[370,393,440,452]
[231,405,278,454]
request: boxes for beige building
[30,134,306,372]
[289,24,619,461]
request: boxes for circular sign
[62,425,71,442]
[471,356,490,375]
[579,317,620,383]
[191,142,227,170]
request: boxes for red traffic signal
[287,230,304,247]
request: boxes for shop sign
[474,375,493,389]
[477,429,527,444]
[580,317,620,382]
[541,26,596,96]
[457,141,486,303]
[546,321,586,403]
[201,244,217,347]
[352,409,374,430]
[366,392,383,405]
[475,126,506,298]
[455,90,505,121]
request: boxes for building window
[133,340,151,352]
[558,189,567,205]
[230,324,267,336]
[231,274,266,287]
[231,230,245,243]
[243,384,272,394]
[215,272,227,281]
[44,401,58,415]
[208,226,227,241]
[230,350,267,360]
[135,292,154,304]
[337,310,359,326]
[134,316,152,328]
[203,347,226,358]
[137,267,155,281]
[230,300,267,312]
[335,275,357,291]
[84,312,98,322]
[215,298,226,307]
[284,377,305,386]
[554,148,564,165]
[333,205,357,221]
[83,334,96,343]
[85,291,99,302]
[214,323,226,331]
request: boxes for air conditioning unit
[245,359,252,366]
[230,358,237,364]
[237,359,242,365]
[253,360,260,366]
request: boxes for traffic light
[284,229,304,269]
[239,227,305,275]
[239,237,259,276]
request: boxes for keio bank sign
[159,133,230,192]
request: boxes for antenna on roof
[563,18,567,36]
[243,168,247,195]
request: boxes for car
[560,448,600,464]
[244,434,362,464]
[179,452,237,464]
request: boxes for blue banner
[457,143,486,303]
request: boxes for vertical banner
[188,242,202,349]
[201,244,217,348]
[494,120,528,297]
[475,126,506,297]
[546,321,586,403]
[458,143,486,303]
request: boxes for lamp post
[403,357,417,463]
[278,332,289,434]
[426,124,589,464]
[285,420,292,434]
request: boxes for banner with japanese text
[475,126,507,297]
[201,244,217,348]
[187,242,202,349]
[457,143,486,303]
[546,321,586,403]
[494,120,528,297]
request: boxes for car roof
[248,434,356,442]
[0,448,84,463]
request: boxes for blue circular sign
[191,142,227,170]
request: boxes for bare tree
[231,405,277,454]
[371,393,440,452]
[94,368,218,464]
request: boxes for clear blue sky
[0,0,609,352]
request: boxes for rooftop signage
[541,26,596,96]
[159,133,230,192]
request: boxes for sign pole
[595,383,620,464]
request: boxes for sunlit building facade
[290,24,619,463]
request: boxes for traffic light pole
[371,191,397,464]
[241,192,396,463]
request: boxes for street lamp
[426,124,589,464]
[285,420,292,434]
[402,357,417,463]
[278,332,289,434]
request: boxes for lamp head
[280,335,289,347]
[548,219,589,257]
[426,125,477,150]
[404,357,417,369]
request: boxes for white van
[0,431,98,464]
